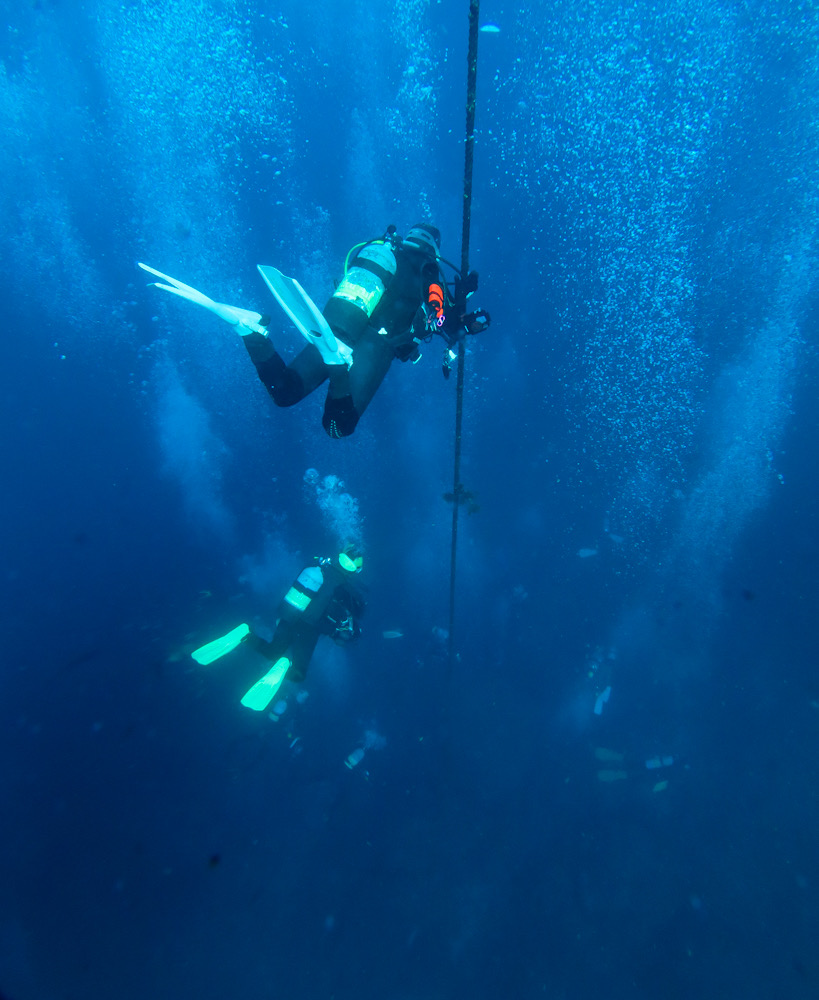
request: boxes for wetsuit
[245,559,364,681]
[242,243,444,438]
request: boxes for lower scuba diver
[191,545,365,712]
[139,222,490,438]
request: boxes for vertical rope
[447,0,481,673]
[447,344,465,671]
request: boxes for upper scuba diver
[139,222,490,437]
[190,544,365,712]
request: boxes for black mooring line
[447,0,481,674]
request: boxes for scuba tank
[283,563,324,612]
[323,229,399,346]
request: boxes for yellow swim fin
[191,623,250,665]
[240,657,291,711]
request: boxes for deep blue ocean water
[2,1,818,998]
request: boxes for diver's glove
[455,269,480,302]
[453,271,490,335]
[138,262,268,336]
[463,308,491,335]
[440,306,490,378]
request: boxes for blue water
[2,1,818,997]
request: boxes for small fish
[480,23,500,33]
[382,630,404,639]
[645,755,675,770]
[593,685,612,716]
[597,769,627,783]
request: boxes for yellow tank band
[284,587,312,611]
[334,273,383,313]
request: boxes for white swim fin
[138,262,267,336]
[257,264,353,367]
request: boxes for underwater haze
[2,1,819,998]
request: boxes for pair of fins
[138,261,353,368]
[191,623,290,712]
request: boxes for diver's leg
[285,625,320,682]
[322,333,393,438]
[245,618,296,662]
[244,333,328,407]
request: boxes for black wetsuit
[243,242,443,438]
[245,559,364,681]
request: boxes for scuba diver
[190,545,365,712]
[139,222,490,437]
